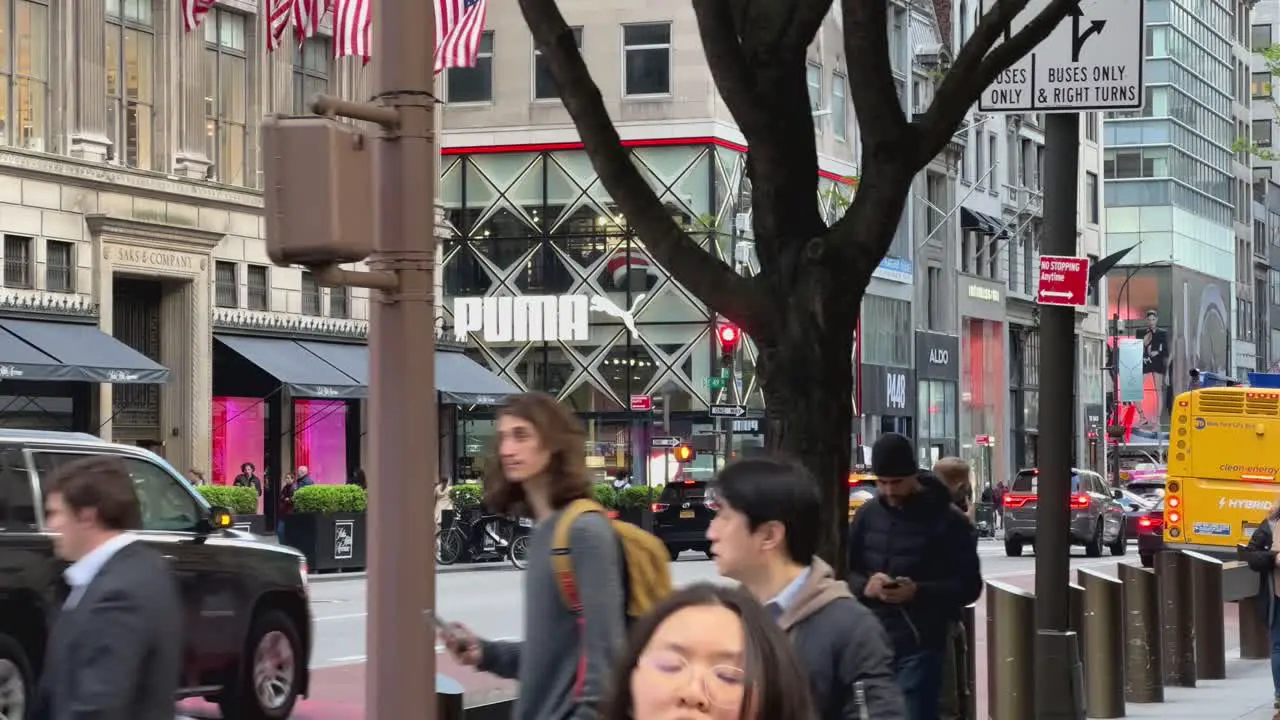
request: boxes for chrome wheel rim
[0,658,25,720]
[253,630,296,710]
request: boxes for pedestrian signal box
[673,444,695,463]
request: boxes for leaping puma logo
[589,293,646,339]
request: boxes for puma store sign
[454,293,645,343]
[914,331,959,381]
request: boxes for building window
[0,0,50,151]
[622,23,671,96]
[860,295,912,366]
[44,239,72,292]
[806,62,821,131]
[204,11,249,185]
[301,271,321,315]
[446,31,493,103]
[832,73,847,141]
[292,37,330,115]
[3,235,30,288]
[533,26,581,100]
[1253,71,1273,99]
[328,285,350,318]
[1255,119,1274,148]
[1084,112,1097,142]
[927,265,943,330]
[1253,23,1273,50]
[247,264,269,310]
[1085,171,1099,223]
[105,0,154,169]
[1086,254,1099,305]
[214,261,238,308]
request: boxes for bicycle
[436,513,522,566]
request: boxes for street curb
[308,562,520,582]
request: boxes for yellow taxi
[848,469,878,522]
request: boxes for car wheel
[218,609,304,720]
[1140,552,1154,568]
[1004,538,1023,557]
[1085,521,1104,558]
[0,633,32,720]
[667,546,681,561]
[1109,523,1127,556]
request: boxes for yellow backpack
[551,498,673,623]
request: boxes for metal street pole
[1034,111,1084,719]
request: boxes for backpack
[551,498,673,624]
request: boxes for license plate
[680,510,695,519]
[518,518,533,527]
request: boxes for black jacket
[846,471,983,654]
[1241,521,1277,627]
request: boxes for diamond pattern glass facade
[440,142,858,412]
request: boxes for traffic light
[717,323,740,365]
[673,444,695,463]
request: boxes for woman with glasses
[603,583,814,720]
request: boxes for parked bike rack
[1077,567,1124,718]
[1118,563,1163,703]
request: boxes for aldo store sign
[860,364,916,417]
[915,331,960,381]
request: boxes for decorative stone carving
[0,290,98,318]
[212,308,370,340]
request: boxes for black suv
[652,479,716,560]
[0,430,312,720]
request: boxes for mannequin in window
[1137,309,1169,426]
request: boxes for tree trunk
[756,296,858,571]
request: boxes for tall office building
[1250,1,1280,368]
[1103,0,1255,430]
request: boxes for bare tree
[517,0,1078,564]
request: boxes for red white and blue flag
[181,0,217,33]
[436,0,489,73]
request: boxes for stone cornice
[87,214,226,251]
[212,308,370,340]
[0,290,97,319]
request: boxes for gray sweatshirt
[478,508,625,720]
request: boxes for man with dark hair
[708,458,905,719]
[848,433,982,720]
[34,454,182,720]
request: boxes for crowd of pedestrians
[444,391,984,720]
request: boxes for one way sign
[979,0,1143,112]
[709,404,747,418]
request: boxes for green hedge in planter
[618,485,663,510]
[195,485,259,514]
[448,483,483,511]
[293,484,367,514]
[591,483,618,509]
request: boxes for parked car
[1115,488,1156,539]
[1136,498,1166,568]
[652,479,715,560]
[1124,478,1167,502]
[0,430,312,720]
[1002,468,1128,558]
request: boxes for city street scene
[1,0,1280,718]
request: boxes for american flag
[334,0,372,61]
[265,0,294,53]
[436,0,489,72]
[181,0,218,33]
[293,0,326,45]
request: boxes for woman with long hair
[443,392,626,720]
[602,583,814,720]
[1241,494,1280,712]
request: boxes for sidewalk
[1107,658,1276,719]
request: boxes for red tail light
[1003,494,1034,509]
[705,500,719,511]
[651,503,669,513]
[607,510,620,520]
[1137,516,1164,531]
[1070,493,1091,510]
[683,480,696,485]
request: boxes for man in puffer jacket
[847,433,982,720]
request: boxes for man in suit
[34,454,182,720]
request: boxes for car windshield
[1117,490,1153,511]
[1127,481,1166,498]
[1011,471,1082,494]
[849,481,877,499]
[659,482,707,502]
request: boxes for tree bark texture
[517,0,1081,565]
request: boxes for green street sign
[720,367,731,379]
[707,377,725,389]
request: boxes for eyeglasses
[636,650,747,708]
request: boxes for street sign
[651,436,682,448]
[629,394,653,412]
[706,377,725,390]
[1036,255,1090,307]
[978,0,1143,112]
[709,404,747,418]
[975,434,995,447]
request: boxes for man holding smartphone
[847,433,983,720]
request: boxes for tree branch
[691,0,770,140]
[784,0,835,48]
[842,0,908,147]
[517,0,761,333]
[914,0,1077,165]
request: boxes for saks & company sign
[454,294,644,343]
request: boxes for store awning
[0,319,169,384]
[960,207,1005,236]
[436,350,520,405]
[215,334,365,399]
[297,340,368,385]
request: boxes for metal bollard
[1118,563,1164,703]
[1067,581,1085,661]
[986,581,1036,720]
[1078,568,1125,718]
[437,674,465,720]
[962,604,978,720]
[1184,550,1226,679]
[1155,550,1196,687]
[1239,594,1269,659]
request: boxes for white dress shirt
[62,533,137,609]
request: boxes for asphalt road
[182,542,1247,718]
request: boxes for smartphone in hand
[881,580,901,590]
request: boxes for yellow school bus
[1164,372,1280,557]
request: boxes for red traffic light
[717,324,740,349]
[673,444,695,463]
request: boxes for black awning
[215,334,364,399]
[436,350,520,405]
[0,319,169,384]
[960,206,1004,235]
[297,340,368,385]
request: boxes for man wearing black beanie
[847,432,982,720]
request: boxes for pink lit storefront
[957,276,1008,493]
